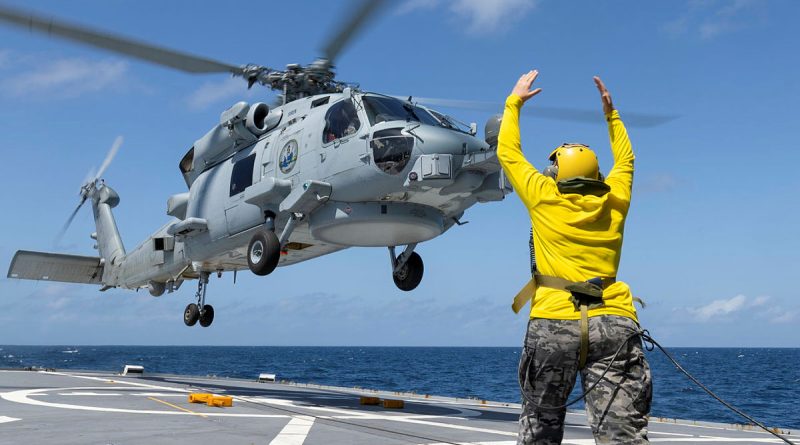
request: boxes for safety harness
[512,274,615,369]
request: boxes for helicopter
[2,1,514,328]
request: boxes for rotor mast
[238,58,351,103]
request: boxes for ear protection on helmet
[543,164,558,180]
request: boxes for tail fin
[91,183,126,267]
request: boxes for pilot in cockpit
[325,101,360,142]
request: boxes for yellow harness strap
[579,303,590,369]
[513,274,616,370]
[511,278,537,314]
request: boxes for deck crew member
[497,70,652,444]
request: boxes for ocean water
[1,345,798,430]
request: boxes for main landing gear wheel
[393,251,424,291]
[184,272,215,328]
[248,230,280,276]
[184,303,199,326]
[199,305,214,327]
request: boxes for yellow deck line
[147,397,208,418]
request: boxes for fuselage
[109,91,509,291]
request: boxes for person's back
[497,70,651,445]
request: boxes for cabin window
[230,153,256,196]
[153,237,174,252]
[322,100,361,143]
[370,128,414,175]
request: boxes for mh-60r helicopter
[3,1,513,328]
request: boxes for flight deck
[0,369,795,444]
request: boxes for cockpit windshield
[362,95,441,127]
[362,95,471,134]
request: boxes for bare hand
[593,76,614,114]
[512,70,542,104]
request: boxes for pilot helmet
[543,143,600,182]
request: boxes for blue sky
[0,0,798,347]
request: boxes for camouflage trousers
[517,316,652,445]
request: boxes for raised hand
[512,69,543,104]
[593,76,614,115]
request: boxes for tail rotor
[55,136,123,245]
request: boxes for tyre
[184,303,199,326]
[392,251,424,291]
[199,304,214,328]
[247,230,281,276]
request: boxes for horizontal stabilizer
[7,250,104,284]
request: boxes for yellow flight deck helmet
[544,143,600,182]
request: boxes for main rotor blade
[0,5,243,75]
[55,197,86,245]
[322,0,386,63]
[404,96,678,128]
[94,136,123,181]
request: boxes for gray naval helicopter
[3,1,512,327]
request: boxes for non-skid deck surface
[0,370,795,444]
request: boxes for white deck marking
[42,372,188,392]
[1,387,286,418]
[130,392,187,397]
[58,392,122,396]
[0,416,21,424]
[237,395,518,437]
[268,415,315,445]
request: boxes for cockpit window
[323,99,361,143]
[371,128,414,175]
[363,96,440,126]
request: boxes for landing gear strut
[184,272,214,327]
[389,244,424,291]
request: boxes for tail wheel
[199,305,214,327]
[247,230,281,276]
[393,252,424,291]
[183,303,199,326]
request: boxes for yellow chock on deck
[188,393,233,407]
[383,399,404,409]
[189,393,212,404]
[207,396,233,407]
[359,396,380,405]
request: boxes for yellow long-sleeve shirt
[497,94,638,322]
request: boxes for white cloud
[396,0,537,34]
[186,77,255,111]
[663,0,764,40]
[770,311,797,324]
[750,295,771,307]
[687,294,747,321]
[451,0,537,33]
[681,293,798,325]
[0,58,129,99]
